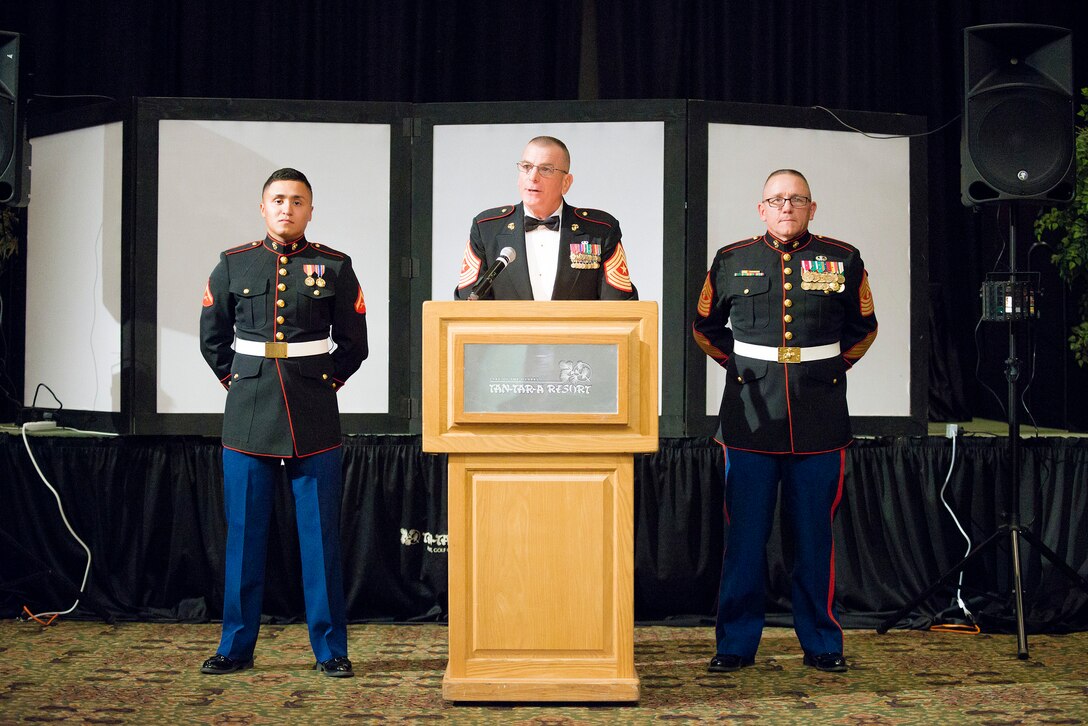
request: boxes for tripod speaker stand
[876,203,1088,657]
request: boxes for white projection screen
[155,120,391,416]
[24,123,124,415]
[704,122,912,419]
[430,121,667,410]
[430,122,665,305]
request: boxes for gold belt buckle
[778,346,801,363]
[265,341,289,359]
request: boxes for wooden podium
[422,301,658,702]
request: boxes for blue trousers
[217,447,348,664]
[715,447,846,658]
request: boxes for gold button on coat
[784,282,793,291]
[277,299,285,308]
[278,282,286,291]
[276,315,284,324]
[784,314,793,323]
[275,331,284,340]
[784,331,793,340]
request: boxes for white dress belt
[234,338,330,359]
[732,340,840,364]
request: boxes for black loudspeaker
[0,30,30,207]
[961,24,1074,206]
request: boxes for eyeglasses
[515,161,568,178]
[762,195,812,208]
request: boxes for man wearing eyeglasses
[454,135,637,300]
[693,169,878,674]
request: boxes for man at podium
[455,135,638,301]
[693,169,878,674]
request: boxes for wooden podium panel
[445,453,637,701]
[422,301,656,702]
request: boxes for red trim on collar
[763,231,812,253]
[263,235,310,256]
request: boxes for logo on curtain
[401,528,448,553]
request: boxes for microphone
[468,247,517,300]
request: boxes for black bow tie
[524,215,560,232]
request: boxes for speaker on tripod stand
[961,23,1074,206]
[879,23,1088,659]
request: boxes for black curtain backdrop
[2,1,1088,427]
[0,1,586,103]
[2,435,1086,632]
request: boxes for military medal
[801,258,846,292]
[569,241,602,269]
[304,263,327,287]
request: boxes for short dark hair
[764,168,809,188]
[262,167,312,196]
[527,136,571,169]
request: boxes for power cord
[19,422,94,624]
[812,105,961,139]
[930,424,979,634]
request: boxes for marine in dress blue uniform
[693,170,877,673]
[198,168,368,677]
[454,135,636,301]
[455,202,637,300]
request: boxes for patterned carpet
[1,620,1086,724]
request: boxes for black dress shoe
[707,654,755,672]
[200,654,253,675]
[316,656,354,678]
[803,652,848,672]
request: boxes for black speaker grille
[0,97,12,174]
[967,88,1073,196]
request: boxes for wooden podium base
[444,452,639,703]
[443,668,639,702]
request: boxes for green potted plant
[0,207,18,272]
[1035,88,1088,367]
